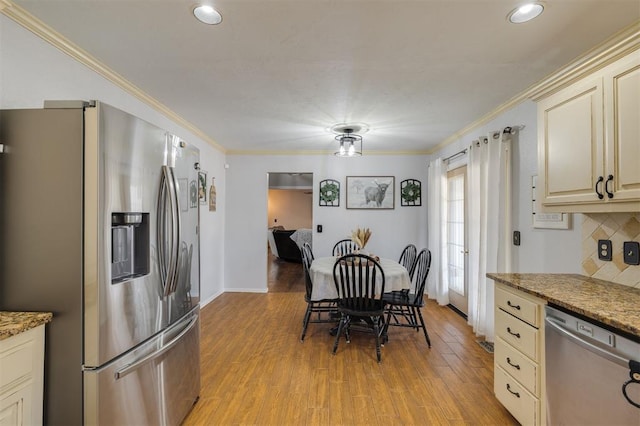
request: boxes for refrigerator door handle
[114,314,198,380]
[157,166,181,297]
[157,167,170,296]
[167,166,182,294]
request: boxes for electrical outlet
[623,241,640,265]
[598,239,612,261]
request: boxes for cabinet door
[604,51,640,202]
[538,75,604,206]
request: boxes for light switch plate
[623,241,640,265]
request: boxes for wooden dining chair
[332,239,359,256]
[383,249,432,347]
[300,243,338,342]
[332,253,386,362]
[398,244,418,279]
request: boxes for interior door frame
[446,165,468,315]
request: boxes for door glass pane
[447,171,465,295]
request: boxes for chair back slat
[301,242,315,299]
[333,254,385,311]
[410,249,432,305]
[398,244,418,279]
[332,239,359,256]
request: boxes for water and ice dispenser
[111,212,150,283]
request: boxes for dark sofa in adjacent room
[269,229,302,263]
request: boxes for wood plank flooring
[183,257,517,425]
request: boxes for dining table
[309,256,411,301]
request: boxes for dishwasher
[545,305,640,425]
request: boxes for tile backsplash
[582,212,640,288]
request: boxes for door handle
[114,314,198,380]
[605,174,614,199]
[157,166,181,297]
[595,176,604,199]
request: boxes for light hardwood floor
[183,258,517,425]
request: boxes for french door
[446,166,468,315]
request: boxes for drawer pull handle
[506,327,520,338]
[507,301,521,310]
[506,383,520,398]
[506,357,521,370]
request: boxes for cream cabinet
[537,49,640,213]
[0,325,45,426]
[494,284,545,426]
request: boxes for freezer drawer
[84,309,200,426]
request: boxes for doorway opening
[266,172,313,292]
[446,165,468,315]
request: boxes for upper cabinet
[536,49,640,213]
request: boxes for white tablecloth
[309,257,410,301]
[289,228,312,249]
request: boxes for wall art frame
[400,179,422,206]
[198,170,208,205]
[346,176,395,209]
[319,179,340,207]
[531,175,570,229]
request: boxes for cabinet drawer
[495,286,540,327]
[496,309,539,361]
[495,366,539,426]
[495,337,540,396]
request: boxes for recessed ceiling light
[507,2,544,24]
[193,5,222,25]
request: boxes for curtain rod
[443,148,467,163]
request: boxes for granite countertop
[486,273,640,338]
[0,311,53,340]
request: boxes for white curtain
[467,130,512,342]
[426,158,449,305]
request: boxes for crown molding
[226,149,430,156]
[528,21,640,101]
[430,20,640,155]
[1,1,226,153]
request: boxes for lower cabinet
[494,284,546,425]
[0,325,45,426]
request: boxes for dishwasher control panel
[576,320,615,347]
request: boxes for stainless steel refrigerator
[0,101,201,425]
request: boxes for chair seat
[305,295,338,304]
[337,298,385,316]
[382,292,424,308]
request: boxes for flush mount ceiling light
[331,124,368,157]
[193,5,222,25]
[507,2,544,24]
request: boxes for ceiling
[6,1,640,154]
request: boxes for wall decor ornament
[198,171,207,205]
[189,180,198,208]
[209,177,217,212]
[346,176,395,209]
[400,179,422,206]
[319,179,340,207]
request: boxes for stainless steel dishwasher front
[545,305,640,425]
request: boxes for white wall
[430,100,583,274]
[0,16,226,304]
[225,154,428,291]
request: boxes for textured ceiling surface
[9,0,640,153]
